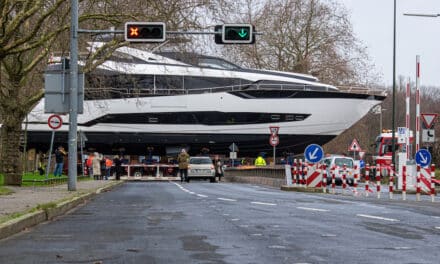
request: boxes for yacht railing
[85,83,387,99]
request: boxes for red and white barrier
[376,165,381,199]
[420,167,433,193]
[342,164,347,194]
[306,164,322,188]
[389,164,394,200]
[402,165,407,201]
[431,164,436,203]
[353,165,358,194]
[365,164,370,197]
[331,166,336,194]
[322,164,327,193]
[416,165,421,201]
[292,159,298,186]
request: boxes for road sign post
[46,115,63,179]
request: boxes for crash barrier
[122,164,179,178]
[224,166,287,188]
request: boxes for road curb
[280,185,323,193]
[0,181,123,240]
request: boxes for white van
[321,155,355,185]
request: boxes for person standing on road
[104,157,113,180]
[113,155,122,180]
[53,146,67,176]
[92,152,103,180]
[177,149,190,182]
[213,155,224,182]
[254,154,266,166]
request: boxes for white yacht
[25,44,386,156]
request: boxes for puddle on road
[361,222,424,240]
[180,235,225,263]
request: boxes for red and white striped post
[376,165,381,199]
[353,165,358,194]
[299,159,304,187]
[331,166,336,195]
[405,81,411,159]
[365,164,370,197]
[389,164,394,200]
[322,164,327,193]
[431,164,436,203]
[303,162,308,188]
[342,164,347,195]
[402,165,407,201]
[415,55,421,153]
[293,159,298,186]
[416,165,421,201]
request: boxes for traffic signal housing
[215,24,255,44]
[125,22,166,43]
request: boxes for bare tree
[0,0,228,185]
[216,0,379,87]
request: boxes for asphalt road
[0,181,439,264]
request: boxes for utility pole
[68,0,79,191]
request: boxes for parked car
[187,156,216,182]
[320,155,355,185]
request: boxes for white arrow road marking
[357,214,399,222]
[308,147,319,160]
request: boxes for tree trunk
[0,121,23,186]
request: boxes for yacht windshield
[197,58,241,70]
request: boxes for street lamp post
[392,0,396,166]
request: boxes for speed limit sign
[48,114,63,130]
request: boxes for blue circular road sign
[304,144,324,163]
[415,149,431,167]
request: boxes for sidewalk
[0,179,123,240]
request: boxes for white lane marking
[297,207,329,212]
[218,198,237,202]
[197,194,208,198]
[188,192,195,194]
[251,233,263,236]
[251,201,277,206]
[356,214,399,222]
[230,218,240,221]
[269,245,286,249]
[435,227,440,230]
[432,216,440,219]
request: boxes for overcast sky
[338,0,440,87]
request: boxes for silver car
[187,156,216,183]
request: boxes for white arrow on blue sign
[415,149,431,167]
[304,144,324,163]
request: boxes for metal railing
[84,82,387,99]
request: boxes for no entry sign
[48,114,63,130]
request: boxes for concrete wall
[224,167,286,188]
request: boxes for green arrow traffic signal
[221,24,253,44]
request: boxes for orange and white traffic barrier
[322,164,327,193]
[376,165,381,199]
[416,165,421,201]
[402,165,407,201]
[331,165,336,194]
[342,164,347,194]
[431,164,436,203]
[365,164,370,197]
[389,164,394,200]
